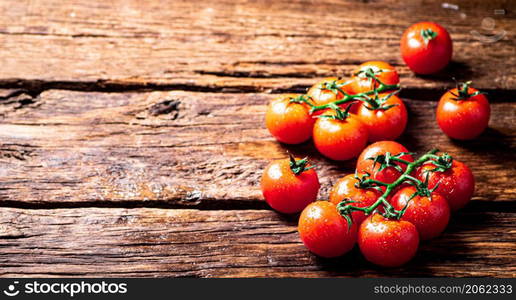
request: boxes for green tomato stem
[309,81,400,114]
[337,149,445,222]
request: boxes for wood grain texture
[0,0,515,278]
[0,207,514,277]
[0,0,514,93]
[0,89,514,207]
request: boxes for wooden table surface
[0,0,515,277]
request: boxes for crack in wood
[0,198,513,212]
[194,70,320,79]
[148,99,181,117]
[0,198,270,210]
[0,91,38,113]
[0,79,514,102]
[0,145,34,161]
[0,79,268,94]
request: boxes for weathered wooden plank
[0,90,514,207]
[0,0,514,91]
[0,0,513,279]
[0,207,513,277]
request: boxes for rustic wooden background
[0,0,514,277]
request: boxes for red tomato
[299,201,357,258]
[265,94,315,144]
[313,111,368,161]
[356,93,408,142]
[358,213,419,267]
[261,157,320,214]
[400,22,453,74]
[356,141,414,184]
[329,174,381,225]
[436,85,490,140]
[390,186,450,240]
[307,77,354,106]
[307,77,357,113]
[349,61,400,94]
[416,159,475,211]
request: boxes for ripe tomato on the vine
[298,201,357,258]
[265,94,315,144]
[400,22,453,74]
[356,93,408,142]
[313,110,368,161]
[329,174,381,225]
[307,77,354,106]
[390,186,450,240]
[307,77,357,114]
[261,156,320,214]
[349,61,400,94]
[356,141,414,184]
[416,159,475,212]
[358,213,419,267]
[436,83,490,140]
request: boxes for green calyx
[315,101,354,121]
[354,172,386,193]
[320,79,350,96]
[421,28,437,45]
[289,94,314,106]
[288,153,315,175]
[402,172,440,202]
[426,152,453,172]
[450,81,487,101]
[367,151,414,173]
[360,89,400,111]
[337,149,453,225]
[355,67,382,78]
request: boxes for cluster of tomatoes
[262,141,475,267]
[265,59,406,161]
[260,22,491,267]
[265,21,491,153]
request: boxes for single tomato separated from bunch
[390,186,450,240]
[417,159,475,211]
[329,174,382,225]
[358,213,419,267]
[265,94,315,144]
[400,22,453,74]
[307,77,358,114]
[356,141,414,184]
[349,61,400,94]
[313,109,368,161]
[261,155,320,214]
[298,201,357,258]
[436,82,490,140]
[356,93,408,142]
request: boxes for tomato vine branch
[309,79,400,114]
[288,74,400,115]
[337,149,453,226]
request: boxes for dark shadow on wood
[414,61,475,83]
[448,127,515,153]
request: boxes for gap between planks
[0,199,514,213]
[0,80,515,102]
